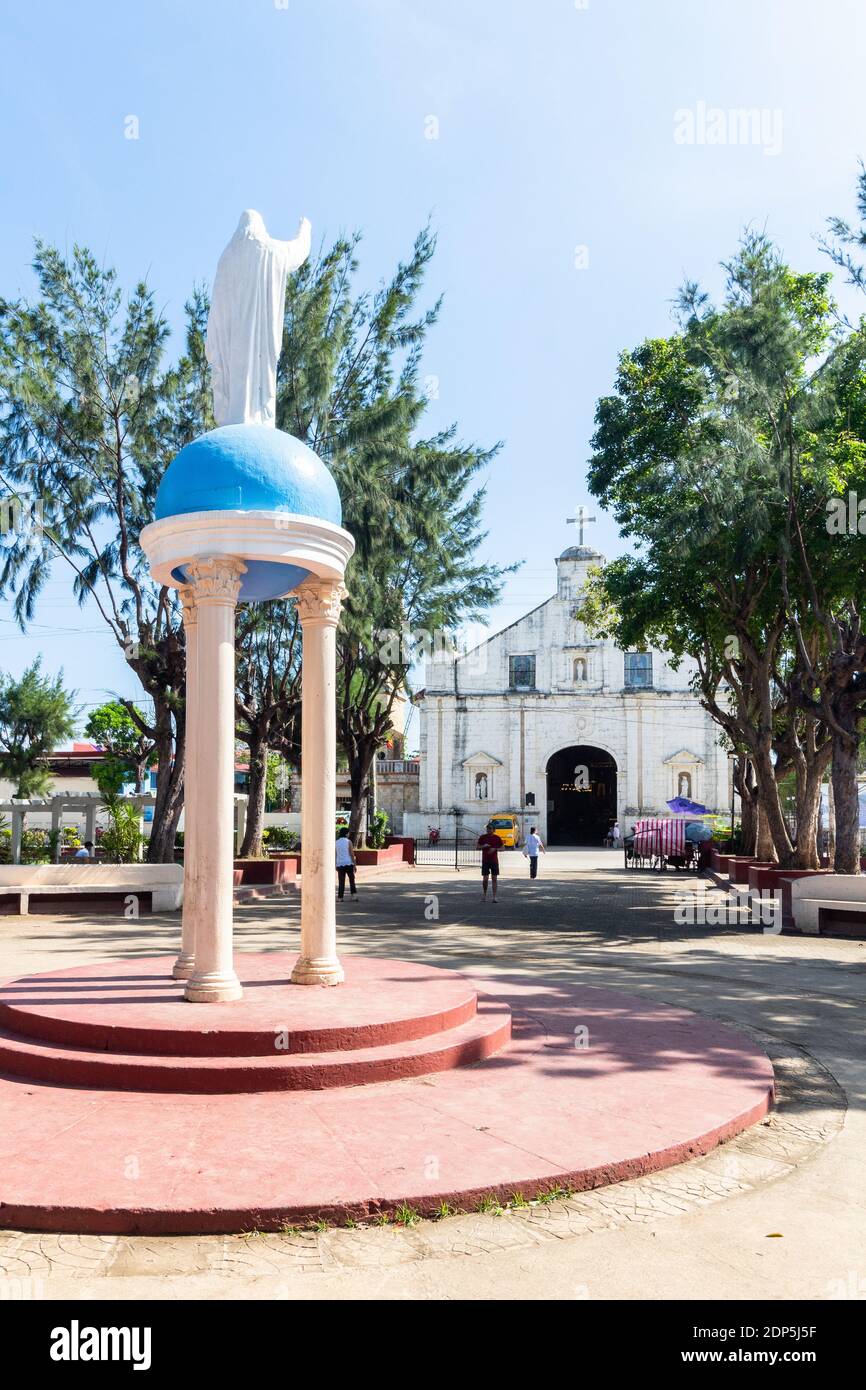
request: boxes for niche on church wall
[462,752,502,804]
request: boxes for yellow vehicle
[486,814,521,848]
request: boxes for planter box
[385,836,416,865]
[711,852,737,874]
[353,844,406,868]
[233,856,299,888]
[728,857,764,885]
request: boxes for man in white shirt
[523,826,545,879]
[335,828,357,899]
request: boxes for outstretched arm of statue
[280,216,312,273]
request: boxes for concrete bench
[0,864,183,915]
[789,875,866,935]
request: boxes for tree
[0,243,212,860]
[84,699,156,797]
[276,227,510,842]
[234,605,302,857]
[0,659,76,796]
[584,234,855,869]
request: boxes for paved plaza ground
[0,849,863,1302]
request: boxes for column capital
[185,556,246,606]
[179,584,198,627]
[295,577,348,628]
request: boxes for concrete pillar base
[184,970,243,1004]
[291,955,345,987]
[172,953,196,980]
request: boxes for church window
[573,656,588,682]
[509,654,536,689]
[624,651,653,688]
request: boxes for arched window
[573,656,588,682]
[475,772,489,800]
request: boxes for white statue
[205,209,312,428]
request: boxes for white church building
[411,545,731,844]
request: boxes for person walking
[335,827,357,899]
[476,820,503,902]
[522,826,545,879]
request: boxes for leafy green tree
[277,227,510,842]
[585,234,850,869]
[84,699,156,797]
[0,659,76,796]
[0,243,211,860]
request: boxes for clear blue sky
[2,0,866,741]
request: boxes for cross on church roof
[567,503,596,547]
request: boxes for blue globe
[154,425,342,602]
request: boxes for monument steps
[0,998,512,1093]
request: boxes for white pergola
[0,792,155,864]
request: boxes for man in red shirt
[476,821,504,902]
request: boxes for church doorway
[546,745,617,845]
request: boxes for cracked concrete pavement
[1,849,863,1300]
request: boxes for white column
[184,556,246,1004]
[292,578,347,986]
[84,801,97,847]
[50,800,62,862]
[11,808,24,864]
[174,587,199,979]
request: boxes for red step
[0,954,479,1057]
[0,998,512,1093]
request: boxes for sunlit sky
[2,0,866,748]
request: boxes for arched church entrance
[546,745,618,846]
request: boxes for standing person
[522,826,545,879]
[476,820,503,902]
[335,827,357,900]
[612,822,621,848]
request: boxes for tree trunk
[831,719,862,875]
[755,800,776,861]
[734,758,758,855]
[753,748,794,866]
[827,776,836,866]
[240,737,268,858]
[794,765,823,870]
[146,710,185,863]
[347,750,373,847]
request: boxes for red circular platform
[0,954,774,1233]
[0,954,487,1062]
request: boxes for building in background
[409,546,731,845]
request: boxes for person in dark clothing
[335,827,357,899]
[476,821,504,902]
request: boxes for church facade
[411,546,731,844]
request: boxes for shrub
[264,826,300,852]
[368,809,390,849]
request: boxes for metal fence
[414,837,482,869]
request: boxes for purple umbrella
[666,796,710,816]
